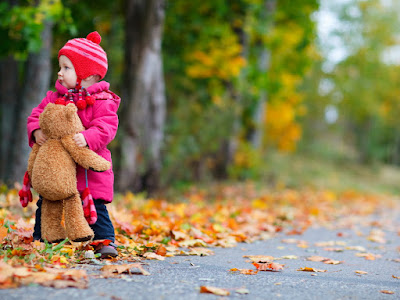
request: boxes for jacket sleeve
[81,99,119,152]
[27,91,55,147]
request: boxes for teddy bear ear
[65,103,78,121]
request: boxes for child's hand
[33,129,47,146]
[73,133,87,147]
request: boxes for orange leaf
[0,226,7,242]
[253,262,284,272]
[381,290,394,295]
[297,267,326,273]
[230,268,258,275]
[155,245,167,256]
[200,286,230,296]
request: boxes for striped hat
[58,31,108,81]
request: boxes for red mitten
[81,187,97,224]
[18,171,32,207]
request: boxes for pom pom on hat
[87,31,101,44]
[58,31,108,80]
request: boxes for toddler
[27,31,120,258]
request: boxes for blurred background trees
[1,0,400,194]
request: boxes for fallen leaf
[236,288,250,294]
[355,270,368,275]
[39,269,88,289]
[323,259,342,265]
[381,290,394,295]
[101,264,150,277]
[355,253,381,260]
[315,241,346,247]
[200,286,230,296]
[323,247,344,252]
[346,246,366,252]
[155,245,167,256]
[368,229,386,244]
[281,238,302,244]
[307,256,327,262]
[253,262,284,272]
[230,268,258,275]
[297,267,326,273]
[306,256,342,265]
[279,255,298,260]
[186,247,214,256]
[243,255,274,262]
[143,252,165,260]
[179,239,207,248]
[171,230,187,241]
[392,275,400,279]
[0,226,7,242]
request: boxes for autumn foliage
[0,182,395,289]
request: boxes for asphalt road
[1,211,400,300]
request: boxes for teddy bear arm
[61,135,111,172]
[27,143,40,178]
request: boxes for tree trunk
[248,0,276,149]
[0,56,19,184]
[11,21,53,183]
[249,49,269,149]
[118,0,166,193]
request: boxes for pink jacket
[27,80,120,203]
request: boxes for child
[27,31,120,258]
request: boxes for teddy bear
[25,103,111,243]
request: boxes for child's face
[58,55,77,89]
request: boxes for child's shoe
[92,240,118,259]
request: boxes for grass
[261,138,400,195]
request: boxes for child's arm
[80,99,119,151]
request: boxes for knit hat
[58,31,108,81]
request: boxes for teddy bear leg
[41,199,67,243]
[64,194,94,242]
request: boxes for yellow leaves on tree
[185,34,246,80]
[263,71,305,152]
[265,101,302,152]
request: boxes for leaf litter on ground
[1,183,400,289]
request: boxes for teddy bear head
[39,103,85,139]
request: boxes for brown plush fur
[27,103,111,243]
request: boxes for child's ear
[65,103,78,121]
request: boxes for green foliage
[42,238,69,260]
[0,0,74,60]
[228,140,263,180]
[163,0,320,182]
[308,0,400,164]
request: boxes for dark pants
[33,197,115,242]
